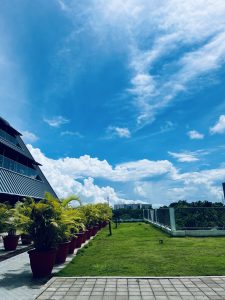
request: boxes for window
[0,129,21,147]
[0,154,41,180]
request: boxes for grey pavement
[36,277,225,300]
[0,240,90,300]
[0,236,32,262]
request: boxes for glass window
[0,154,39,179]
[0,129,18,145]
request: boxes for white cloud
[187,130,204,140]
[44,116,69,127]
[168,151,199,162]
[107,126,131,138]
[210,115,225,134]
[21,130,38,143]
[28,144,175,183]
[58,0,225,127]
[28,144,225,204]
[60,131,83,138]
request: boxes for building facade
[114,203,152,210]
[0,117,57,204]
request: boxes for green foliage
[78,203,112,227]
[113,208,143,220]
[0,202,17,234]
[23,197,60,251]
[1,192,112,250]
[162,200,225,229]
[0,203,11,233]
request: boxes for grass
[57,223,225,276]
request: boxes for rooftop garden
[58,222,225,277]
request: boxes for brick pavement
[36,276,225,300]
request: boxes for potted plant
[14,199,33,245]
[44,193,82,263]
[0,203,20,251]
[68,209,86,254]
[17,196,61,278]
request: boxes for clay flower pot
[3,235,20,251]
[68,236,77,255]
[28,249,56,278]
[55,241,70,264]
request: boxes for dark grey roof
[0,167,57,199]
[0,117,21,135]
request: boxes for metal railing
[144,207,225,236]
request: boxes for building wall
[0,117,58,203]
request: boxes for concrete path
[36,277,225,300]
[0,248,83,300]
[0,252,46,300]
[0,239,91,300]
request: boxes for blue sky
[1,0,225,206]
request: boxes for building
[0,117,57,204]
[114,203,152,210]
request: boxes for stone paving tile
[34,277,225,300]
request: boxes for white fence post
[169,208,176,231]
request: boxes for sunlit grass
[58,223,225,276]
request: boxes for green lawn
[58,223,225,276]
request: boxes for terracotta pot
[90,227,95,237]
[68,236,77,255]
[90,226,98,236]
[21,234,32,245]
[86,229,92,240]
[55,241,70,264]
[3,235,20,251]
[28,249,56,278]
[75,232,85,248]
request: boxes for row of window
[0,129,21,147]
[0,154,40,180]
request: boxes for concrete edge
[52,276,225,279]
[0,244,33,262]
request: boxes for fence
[143,207,225,237]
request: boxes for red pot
[28,249,56,278]
[68,236,77,255]
[76,232,85,248]
[86,229,92,240]
[91,226,98,236]
[90,228,95,237]
[3,235,20,251]
[55,241,70,264]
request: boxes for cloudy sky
[1,0,225,207]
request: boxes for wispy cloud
[44,116,69,127]
[21,130,38,143]
[210,115,225,134]
[107,126,131,138]
[58,0,225,128]
[168,151,199,162]
[187,130,204,140]
[60,130,83,138]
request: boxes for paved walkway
[0,246,85,300]
[0,236,32,262]
[36,277,225,300]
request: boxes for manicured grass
[58,223,225,276]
